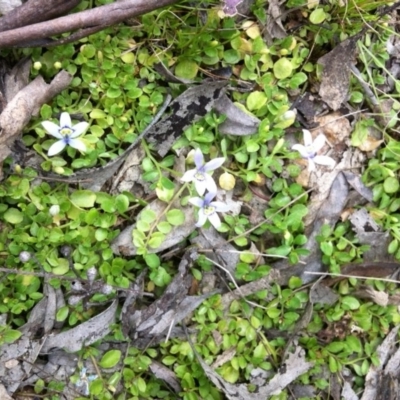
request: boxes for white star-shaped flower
[181,148,225,195]
[42,112,88,156]
[292,129,336,171]
[189,192,230,229]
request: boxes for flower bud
[33,62,42,71]
[19,251,31,263]
[101,284,113,295]
[186,149,196,165]
[49,205,60,216]
[53,61,62,69]
[219,172,236,191]
[87,267,97,283]
[68,295,84,306]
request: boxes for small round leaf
[100,349,122,369]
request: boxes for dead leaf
[265,0,287,43]
[40,300,118,353]
[318,35,359,110]
[314,112,351,144]
[354,285,389,307]
[361,325,400,400]
[146,80,227,157]
[343,171,373,202]
[125,250,217,348]
[149,360,182,393]
[0,384,12,400]
[214,94,260,135]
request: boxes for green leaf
[166,209,185,226]
[273,58,293,79]
[326,341,344,353]
[328,355,338,373]
[100,349,122,369]
[144,254,160,268]
[95,228,108,241]
[121,52,135,63]
[4,329,22,343]
[246,91,267,111]
[388,239,398,254]
[309,8,327,24]
[157,221,172,234]
[106,87,122,98]
[288,276,302,289]
[90,109,107,119]
[383,177,399,194]
[40,104,52,120]
[141,209,156,224]
[115,194,129,213]
[148,232,166,249]
[3,208,23,224]
[52,258,70,275]
[175,59,198,79]
[70,190,96,208]
[341,296,360,310]
[56,306,69,322]
[162,356,177,365]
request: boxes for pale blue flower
[292,129,336,171]
[42,112,88,156]
[189,192,230,229]
[181,148,225,195]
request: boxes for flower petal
[71,122,89,138]
[196,209,208,227]
[204,191,217,204]
[48,140,67,156]
[194,178,208,196]
[313,134,326,152]
[210,201,230,212]
[194,148,204,169]
[208,212,221,229]
[68,138,87,153]
[307,159,316,171]
[292,144,309,158]
[181,169,197,182]
[189,197,204,208]
[313,155,336,168]
[59,112,72,128]
[302,129,313,146]
[204,174,218,194]
[42,121,62,138]
[203,157,225,172]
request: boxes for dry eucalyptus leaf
[146,80,227,157]
[149,361,182,393]
[214,94,260,135]
[40,300,118,353]
[265,0,286,43]
[343,171,373,202]
[354,286,389,307]
[0,384,13,400]
[361,325,400,400]
[318,35,359,110]
[126,250,217,348]
[314,112,351,143]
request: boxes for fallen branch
[0,0,181,48]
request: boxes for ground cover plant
[1,0,400,399]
